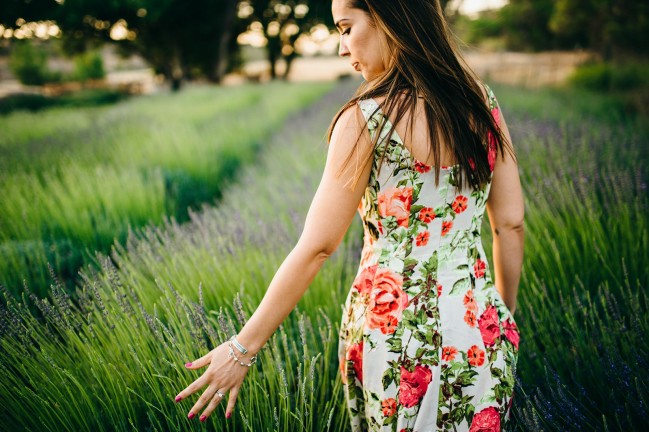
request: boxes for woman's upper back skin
[370,84,492,169]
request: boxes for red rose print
[451,195,468,214]
[478,305,501,346]
[418,207,435,223]
[378,187,413,228]
[486,107,500,172]
[415,231,430,246]
[467,345,485,367]
[463,290,478,312]
[346,341,364,383]
[468,157,476,171]
[487,139,497,172]
[492,106,500,124]
[381,398,397,417]
[441,220,453,236]
[380,315,399,335]
[464,310,477,327]
[352,264,378,295]
[399,365,433,408]
[502,318,520,349]
[414,160,431,173]
[437,284,443,297]
[474,259,486,278]
[366,268,409,334]
[442,346,458,362]
[469,406,501,432]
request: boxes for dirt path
[237,51,590,88]
[0,51,590,97]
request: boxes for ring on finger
[216,390,225,398]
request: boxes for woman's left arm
[174,104,373,421]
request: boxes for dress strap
[482,83,499,111]
[356,98,378,123]
[357,98,395,152]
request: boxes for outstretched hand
[174,340,252,422]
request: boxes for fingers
[200,387,228,421]
[174,373,207,402]
[225,386,239,419]
[184,351,212,370]
[174,344,242,421]
[188,384,218,420]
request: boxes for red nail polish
[188,412,195,419]
[226,412,231,419]
[200,415,206,422]
[185,362,193,368]
[175,395,182,402]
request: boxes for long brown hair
[327,0,514,190]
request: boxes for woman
[173,0,524,430]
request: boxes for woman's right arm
[485,103,524,315]
[173,104,373,421]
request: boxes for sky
[454,0,508,16]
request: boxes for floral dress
[338,86,520,432]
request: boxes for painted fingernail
[174,395,182,403]
[185,362,193,368]
[187,412,195,419]
[226,412,232,419]
[200,415,207,422]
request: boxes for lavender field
[0,79,647,431]
[0,82,333,296]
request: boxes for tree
[496,0,649,57]
[0,0,59,27]
[239,0,330,79]
[3,0,240,90]
[550,0,649,60]
[498,0,557,51]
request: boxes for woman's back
[338,86,520,431]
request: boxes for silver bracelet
[230,335,248,355]
[228,342,257,367]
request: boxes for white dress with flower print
[338,86,520,432]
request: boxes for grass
[0,81,334,295]
[0,80,358,432]
[488,84,648,430]
[0,79,647,431]
[0,89,127,115]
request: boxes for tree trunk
[168,50,184,91]
[282,52,297,80]
[171,76,182,91]
[211,0,238,83]
[267,36,281,80]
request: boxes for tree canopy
[3,0,647,89]
[500,0,649,58]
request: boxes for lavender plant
[0,81,647,431]
[0,82,333,295]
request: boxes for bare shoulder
[328,102,372,166]
[332,102,365,132]
[325,102,374,191]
